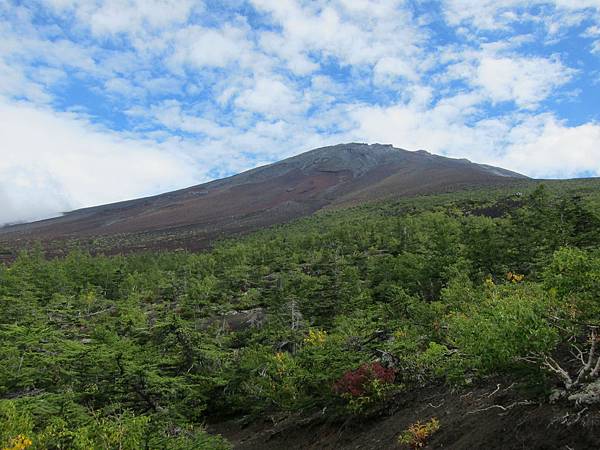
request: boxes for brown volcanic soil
[0,143,527,257]
[211,377,600,450]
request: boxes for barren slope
[0,143,526,256]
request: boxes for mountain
[0,143,526,256]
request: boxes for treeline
[2,181,600,449]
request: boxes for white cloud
[0,59,52,103]
[442,0,600,31]
[442,0,533,30]
[474,55,574,108]
[168,23,258,70]
[554,0,600,9]
[148,100,233,137]
[584,24,600,36]
[373,57,419,84]
[258,31,319,75]
[437,43,575,110]
[49,0,198,37]
[0,99,200,224]
[499,116,600,178]
[234,76,307,117]
[252,0,425,77]
[583,25,600,53]
[104,77,145,98]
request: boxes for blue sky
[1,0,600,224]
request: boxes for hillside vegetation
[2,179,600,449]
[0,144,526,259]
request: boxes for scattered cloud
[0,99,200,223]
[474,54,574,109]
[499,116,600,178]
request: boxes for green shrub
[543,247,600,320]
[447,283,560,372]
[0,400,231,450]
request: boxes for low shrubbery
[0,400,231,450]
[333,362,396,412]
[398,417,440,449]
[446,282,561,374]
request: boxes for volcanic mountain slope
[0,143,527,255]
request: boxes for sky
[1,0,600,224]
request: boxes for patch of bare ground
[210,376,600,450]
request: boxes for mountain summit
[0,143,526,255]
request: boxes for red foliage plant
[333,362,395,397]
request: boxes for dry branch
[467,400,535,415]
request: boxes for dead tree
[523,327,600,405]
